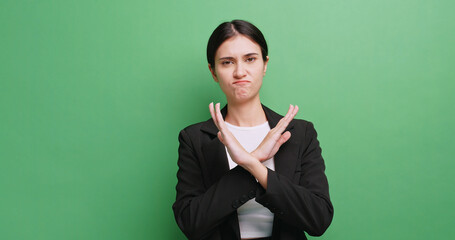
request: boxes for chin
[229,94,257,104]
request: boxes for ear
[263,56,269,76]
[208,64,218,82]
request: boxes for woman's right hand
[251,104,299,162]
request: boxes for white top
[225,121,275,239]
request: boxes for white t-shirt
[225,121,275,239]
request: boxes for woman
[173,20,333,240]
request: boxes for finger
[282,104,293,122]
[276,105,294,132]
[283,104,295,123]
[209,102,220,130]
[215,103,227,131]
[274,105,292,130]
[286,104,299,121]
[286,104,294,118]
[269,131,291,156]
[291,105,299,118]
[281,105,298,129]
[209,102,216,123]
[278,131,291,145]
[217,131,225,145]
[284,105,298,127]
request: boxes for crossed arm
[173,104,333,239]
[208,102,299,189]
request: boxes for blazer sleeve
[172,128,259,240]
[255,121,334,236]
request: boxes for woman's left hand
[251,104,299,162]
[209,102,258,167]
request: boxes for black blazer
[173,105,333,240]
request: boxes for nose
[233,62,247,79]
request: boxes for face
[209,35,269,104]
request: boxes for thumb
[217,131,225,145]
[269,131,291,157]
[277,131,291,146]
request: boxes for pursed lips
[233,80,250,84]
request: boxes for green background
[1,0,454,239]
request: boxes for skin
[208,34,299,189]
[209,35,267,107]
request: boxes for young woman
[173,20,333,240]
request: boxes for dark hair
[207,20,268,69]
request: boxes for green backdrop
[1,0,454,239]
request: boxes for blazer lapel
[273,141,300,180]
[200,106,240,238]
[262,105,300,181]
[263,105,301,240]
[200,106,230,185]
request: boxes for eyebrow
[218,53,259,61]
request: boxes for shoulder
[178,118,218,155]
[290,119,319,144]
[180,120,206,134]
[292,118,312,128]
[293,118,316,131]
[179,118,215,139]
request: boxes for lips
[233,80,250,84]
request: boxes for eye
[221,60,234,65]
[246,57,256,62]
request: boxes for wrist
[241,160,268,189]
[239,154,260,170]
[251,150,265,162]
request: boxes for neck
[225,97,267,127]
